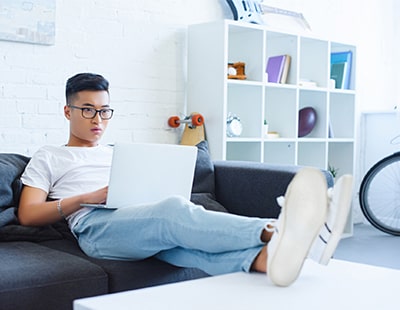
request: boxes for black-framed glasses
[69,105,114,120]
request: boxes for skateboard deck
[168,113,205,146]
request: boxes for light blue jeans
[72,196,268,275]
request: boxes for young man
[18,73,353,287]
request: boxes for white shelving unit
[187,20,357,235]
[187,20,356,174]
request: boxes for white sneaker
[266,168,328,287]
[308,174,353,265]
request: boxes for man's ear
[64,105,71,120]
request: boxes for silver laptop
[81,142,198,209]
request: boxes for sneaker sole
[319,175,353,265]
[268,168,328,286]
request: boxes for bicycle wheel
[359,152,400,236]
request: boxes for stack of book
[330,51,352,89]
[266,54,291,84]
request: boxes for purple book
[266,55,286,83]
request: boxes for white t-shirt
[21,145,113,229]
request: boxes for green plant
[328,164,339,178]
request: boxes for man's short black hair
[65,73,109,105]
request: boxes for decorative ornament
[298,107,317,137]
[227,62,246,80]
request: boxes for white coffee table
[74,259,400,309]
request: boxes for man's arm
[18,185,108,226]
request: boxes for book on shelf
[266,54,291,83]
[330,51,352,89]
[330,62,347,89]
[280,55,291,84]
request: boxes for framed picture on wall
[0,0,56,45]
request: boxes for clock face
[227,116,243,137]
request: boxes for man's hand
[82,186,108,205]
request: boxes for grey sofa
[0,146,333,310]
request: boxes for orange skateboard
[168,113,205,146]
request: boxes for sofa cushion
[191,141,227,212]
[0,241,108,310]
[0,224,63,242]
[40,238,209,293]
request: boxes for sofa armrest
[213,161,333,219]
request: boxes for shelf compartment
[329,92,355,139]
[227,24,265,82]
[226,141,261,162]
[328,141,354,176]
[330,42,356,91]
[298,141,327,169]
[299,37,329,88]
[299,89,328,138]
[227,83,263,138]
[263,141,296,165]
[265,31,298,85]
[265,87,297,138]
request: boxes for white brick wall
[0,0,398,156]
[0,0,228,155]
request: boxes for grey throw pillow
[191,141,227,213]
[191,141,215,194]
[0,154,30,227]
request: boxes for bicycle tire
[359,152,400,236]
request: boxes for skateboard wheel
[191,114,204,126]
[168,116,180,128]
